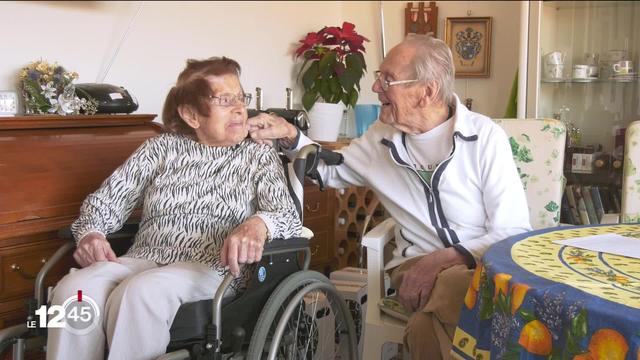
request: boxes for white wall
[380,1,521,117]
[0,1,521,123]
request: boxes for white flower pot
[307,102,345,142]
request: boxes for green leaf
[354,51,367,71]
[545,201,559,212]
[517,309,536,323]
[319,78,333,103]
[341,92,350,105]
[338,70,357,94]
[570,309,588,339]
[329,76,340,96]
[346,53,364,75]
[319,51,337,78]
[302,90,318,111]
[509,137,519,156]
[302,62,319,91]
[548,348,563,360]
[348,88,358,107]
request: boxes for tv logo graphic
[27,290,100,335]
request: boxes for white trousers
[46,257,227,360]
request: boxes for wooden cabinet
[304,141,389,275]
[0,114,162,330]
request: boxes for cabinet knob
[10,263,38,280]
[311,245,320,256]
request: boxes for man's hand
[398,247,468,312]
[221,216,269,277]
[248,113,298,146]
[74,232,120,267]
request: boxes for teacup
[545,63,564,79]
[544,51,565,65]
[613,60,634,75]
[572,64,589,79]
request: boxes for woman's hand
[248,113,298,146]
[73,232,120,267]
[221,217,269,277]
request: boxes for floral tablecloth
[452,224,640,360]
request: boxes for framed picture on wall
[444,17,492,78]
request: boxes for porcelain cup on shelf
[572,64,589,79]
[613,60,634,75]
[544,63,564,80]
[544,51,565,65]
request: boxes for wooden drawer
[303,187,330,221]
[0,240,75,301]
[304,217,331,265]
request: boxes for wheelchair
[0,144,357,360]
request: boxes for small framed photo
[444,17,492,78]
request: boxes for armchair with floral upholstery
[621,120,640,223]
[494,118,566,229]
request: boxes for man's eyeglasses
[374,71,419,91]
[209,93,252,107]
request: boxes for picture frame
[444,17,492,78]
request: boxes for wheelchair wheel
[246,271,357,360]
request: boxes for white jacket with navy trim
[288,95,532,268]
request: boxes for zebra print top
[71,133,302,290]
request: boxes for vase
[307,102,345,142]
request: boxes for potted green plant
[295,22,369,141]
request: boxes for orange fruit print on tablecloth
[587,328,628,360]
[518,319,553,356]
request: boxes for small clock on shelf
[0,90,19,116]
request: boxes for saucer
[542,77,567,83]
[612,72,637,78]
[572,77,598,82]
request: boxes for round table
[451,224,640,360]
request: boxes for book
[577,197,591,225]
[565,185,581,224]
[561,193,576,224]
[611,188,621,214]
[590,186,605,222]
[582,186,599,224]
[573,186,590,225]
[598,186,612,214]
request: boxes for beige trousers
[46,257,227,360]
[391,257,473,360]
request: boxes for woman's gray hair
[403,33,455,106]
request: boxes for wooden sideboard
[307,141,389,274]
[0,114,163,330]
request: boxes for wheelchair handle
[211,272,236,353]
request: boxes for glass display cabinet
[524,0,640,224]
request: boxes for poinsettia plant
[295,21,369,111]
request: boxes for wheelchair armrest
[263,237,309,254]
[361,217,396,251]
[264,236,311,271]
[57,222,140,242]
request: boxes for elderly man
[249,34,531,359]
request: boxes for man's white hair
[403,33,456,106]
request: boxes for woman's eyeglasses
[374,71,419,91]
[209,93,252,107]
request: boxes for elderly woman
[46,57,302,360]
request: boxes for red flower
[295,32,324,57]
